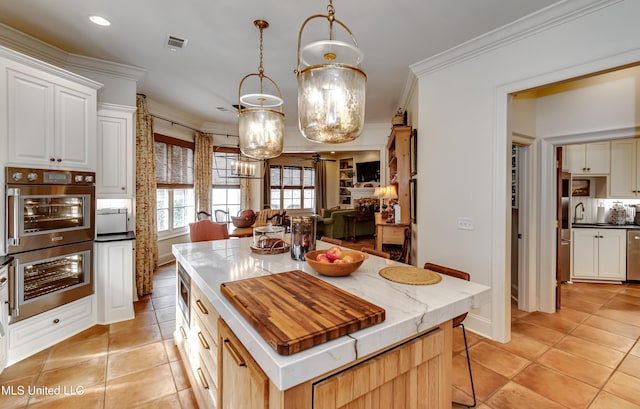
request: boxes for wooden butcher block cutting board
[220,270,385,355]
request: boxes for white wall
[411,0,640,342]
[535,66,640,138]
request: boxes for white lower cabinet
[572,228,626,281]
[8,296,95,365]
[175,273,221,409]
[96,240,135,324]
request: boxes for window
[212,149,242,218]
[155,134,195,235]
[270,165,315,211]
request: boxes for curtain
[262,160,271,209]
[194,132,213,213]
[314,160,327,214]
[240,175,250,210]
[134,94,158,297]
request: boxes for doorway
[511,140,533,312]
[508,62,640,316]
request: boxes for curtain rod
[150,113,239,138]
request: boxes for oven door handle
[8,260,18,317]
[7,188,20,247]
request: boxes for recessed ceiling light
[89,15,111,27]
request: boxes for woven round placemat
[379,266,442,285]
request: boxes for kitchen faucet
[574,202,585,223]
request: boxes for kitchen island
[172,238,490,408]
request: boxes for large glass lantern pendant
[295,0,366,144]
[238,20,285,159]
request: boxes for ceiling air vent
[166,35,188,50]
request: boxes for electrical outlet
[457,217,474,231]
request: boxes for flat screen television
[356,161,380,182]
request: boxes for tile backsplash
[570,196,640,224]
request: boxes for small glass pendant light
[238,20,284,159]
[295,0,366,144]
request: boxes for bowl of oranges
[305,246,367,277]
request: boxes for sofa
[318,208,375,240]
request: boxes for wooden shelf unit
[339,158,354,206]
[386,126,412,224]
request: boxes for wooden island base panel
[270,322,452,409]
[172,238,490,409]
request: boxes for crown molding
[98,102,137,113]
[543,125,640,145]
[66,54,146,82]
[0,23,145,84]
[397,71,417,113]
[0,44,102,90]
[410,0,620,78]
[0,23,68,67]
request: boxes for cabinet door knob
[50,157,55,162]
[121,187,125,190]
[56,158,62,162]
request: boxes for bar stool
[320,236,343,246]
[360,247,390,259]
[423,262,476,408]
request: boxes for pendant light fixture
[238,20,285,159]
[295,0,366,144]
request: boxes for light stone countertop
[172,238,491,391]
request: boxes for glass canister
[610,202,627,225]
[253,224,285,248]
[290,216,316,260]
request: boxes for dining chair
[320,236,343,246]
[197,211,212,221]
[383,227,411,264]
[360,247,390,259]
[189,220,229,242]
[266,210,287,227]
[214,209,230,223]
[423,262,476,408]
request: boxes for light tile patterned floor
[453,281,640,409]
[1,263,639,408]
[0,263,195,409]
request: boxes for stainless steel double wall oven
[5,167,95,323]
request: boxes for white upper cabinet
[610,139,640,198]
[96,105,135,198]
[566,142,610,175]
[2,50,100,170]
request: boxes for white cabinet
[2,51,100,170]
[571,228,626,281]
[566,142,610,175]
[610,139,640,198]
[175,277,221,409]
[96,105,135,198]
[96,240,135,324]
[8,296,95,365]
